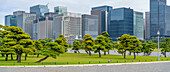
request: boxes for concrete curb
[0,61,170,68]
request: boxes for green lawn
[0,53,169,66]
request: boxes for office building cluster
[5,0,170,44]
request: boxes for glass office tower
[165,6,170,36]
[54,6,67,14]
[134,11,144,40]
[108,8,134,41]
[5,15,17,26]
[30,5,49,18]
[91,6,112,34]
[150,0,166,38]
[82,14,98,39]
[145,12,150,40]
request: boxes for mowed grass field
[0,53,169,66]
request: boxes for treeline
[0,25,68,63]
[0,25,170,63]
[72,32,170,59]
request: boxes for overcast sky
[0,0,170,25]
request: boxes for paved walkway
[0,61,170,72]
[68,49,169,57]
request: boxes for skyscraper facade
[30,5,49,18]
[13,11,25,16]
[54,6,67,14]
[145,12,150,40]
[150,0,166,38]
[5,15,17,26]
[82,14,98,39]
[91,6,112,34]
[33,17,53,40]
[165,6,170,36]
[91,10,107,35]
[53,12,82,44]
[134,11,144,40]
[108,8,134,41]
[17,13,36,39]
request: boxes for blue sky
[0,0,170,25]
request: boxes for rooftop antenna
[46,3,49,6]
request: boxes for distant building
[33,17,53,40]
[165,6,170,36]
[82,14,98,39]
[13,11,25,16]
[150,0,166,38]
[91,6,112,35]
[145,12,150,40]
[30,5,49,18]
[91,10,107,35]
[5,15,17,26]
[53,12,82,44]
[108,8,134,41]
[133,11,144,40]
[44,12,58,17]
[54,6,67,14]
[17,13,36,39]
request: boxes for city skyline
[1,0,170,25]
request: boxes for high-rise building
[53,12,82,44]
[134,11,144,40]
[150,0,166,38]
[30,5,49,18]
[91,6,112,35]
[13,11,25,16]
[17,13,36,39]
[33,17,53,40]
[44,12,58,17]
[108,8,134,41]
[91,10,107,35]
[165,6,170,36]
[82,14,98,39]
[54,6,67,14]
[5,15,17,26]
[92,5,112,14]
[145,12,150,40]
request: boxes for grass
[0,53,169,66]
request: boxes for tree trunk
[25,54,27,61]
[2,54,5,57]
[37,54,39,58]
[99,50,101,57]
[124,50,126,59]
[77,50,80,53]
[122,50,123,56]
[165,51,167,57]
[129,52,131,55]
[89,51,92,56]
[17,54,21,63]
[5,54,8,61]
[134,52,136,59]
[108,49,110,54]
[16,55,18,60]
[11,54,13,60]
[35,56,49,63]
[86,51,88,54]
[104,51,106,55]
